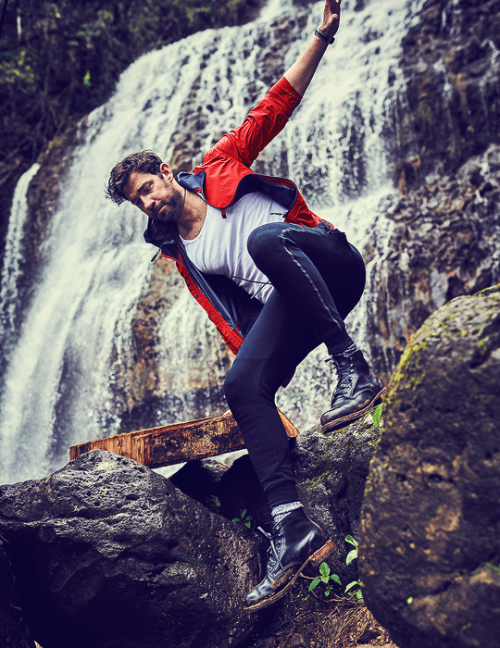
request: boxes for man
[107,0,384,611]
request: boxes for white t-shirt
[182,192,287,304]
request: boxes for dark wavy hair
[106,150,163,204]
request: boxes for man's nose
[143,196,154,214]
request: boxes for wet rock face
[365,145,500,380]
[364,0,500,381]
[291,419,381,581]
[359,285,500,648]
[0,450,261,648]
[8,123,80,334]
[389,0,500,181]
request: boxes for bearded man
[106,0,384,611]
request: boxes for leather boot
[244,508,335,612]
[321,349,385,434]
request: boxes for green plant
[308,561,341,597]
[345,535,363,602]
[232,508,252,529]
[210,495,221,509]
[345,534,358,565]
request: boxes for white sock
[271,501,303,525]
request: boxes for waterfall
[0,164,40,372]
[0,0,423,484]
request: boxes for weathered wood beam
[69,411,299,469]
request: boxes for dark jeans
[223,222,366,509]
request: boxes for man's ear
[159,162,174,182]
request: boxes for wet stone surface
[0,450,261,648]
[360,285,500,648]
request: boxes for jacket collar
[143,217,177,249]
[143,169,206,249]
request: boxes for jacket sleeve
[203,77,302,168]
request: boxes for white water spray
[0,164,40,358]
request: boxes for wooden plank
[69,410,299,469]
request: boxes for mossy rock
[360,284,500,648]
[291,416,381,582]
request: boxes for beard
[155,182,184,223]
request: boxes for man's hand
[283,0,342,97]
[320,0,341,40]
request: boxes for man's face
[124,164,184,223]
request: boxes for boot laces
[257,526,284,570]
[328,356,354,398]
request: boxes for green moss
[389,337,429,393]
[404,369,426,391]
[307,471,331,492]
[475,338,488,353]
[476,284,500,298]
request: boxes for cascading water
[0,0,423,484]
[0,164,41,372]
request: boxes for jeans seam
[279,226,339,332]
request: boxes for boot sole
[243,539,336,613]
[321,387,387,435]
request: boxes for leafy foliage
[308,561,342,597]
[299,535,365,603]
[232,508,253,529]
[344,535,363,602]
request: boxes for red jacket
[144,77,332,353]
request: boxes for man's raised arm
[284,0,341,97]
[200,0,341,171]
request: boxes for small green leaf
[309,578,321,592]
[245,521,251,528]
[372,403,383,430]
[319,562,330,578]
[232,517,239,523]
[241,509,247,518]
[407,597,413,604]
[345,581,359,593]
[345,535,358,547]
[332,574,342,586]
[346,548,358,566]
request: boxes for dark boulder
[0,450,261,648]
[291,419,381,582]
[359,284,500,648]
[0,542,36,648]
